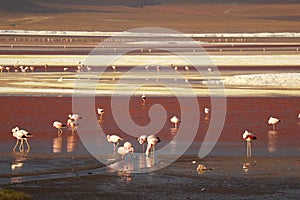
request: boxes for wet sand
[3,156,300,200]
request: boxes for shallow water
[0,96,299,183]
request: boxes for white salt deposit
[224,73,300,87]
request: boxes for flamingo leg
[13,139,19,152]
[58,128,63,137]
[19,139,24,152]
[246,141,252,158]
[113,143,117,153]
[24,139,30,151]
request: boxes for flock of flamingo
[11,94,299,161]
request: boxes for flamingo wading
[12,127,33,152]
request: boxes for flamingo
[137,134,148,151]
[107,135,123,152]
[156,66,160,72]
[57,77,63,82]
[117,142,134,160]
[145,135,161,157]
[53,121,66,136]
[12,127,33,152]
[268,116,280,130]
[185,66,189,72]
[30,66,35,72]
[68,114,82,121]
[242,130,257,158]
[204,107,210,115]
[145,66,149,71]
[67,119,78,134]
[170,116,181,128]
[97,108,104,119]
[141,94,146,105]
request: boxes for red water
[0,96,299,156]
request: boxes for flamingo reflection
[67,134,78,152]
[11,151,28,170]
[53,136,63,153]
[267,130,278,153]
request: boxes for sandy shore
[0,71,299,97]
[2,156,300,199]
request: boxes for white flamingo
[242,130,257,158]
[170,116,181,128]
[53,121,66,136]
[67,119,78,134]
[12,127,33,152]
[30,66,35,72]
[185,66,189,72]
[107,134,123,152]
[117,142,134,160]
[68,114,82,121]
[97,108,104,119]
[204,107,210,115]
[156,66,160,72]
[137,134,148,152]
[145,135,161,157]
[141,94,146,105]
[268,116,280,130]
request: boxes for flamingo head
[12,127,19,133]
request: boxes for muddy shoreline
[2,156,300,200]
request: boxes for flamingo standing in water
[117,142,134,160]
[141,94,146,105]
[242,130,257,158]
[67,119,78,134]
[12,127,33,152]
[68,114,82,121]
[97,108,104,120]
[170,116,181,128]
[53,121,66,136]
[204,107,210,115]
[145,135,161,157]
[137,134,148,152]
[107,134,123,152]
[268,116,280,130]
